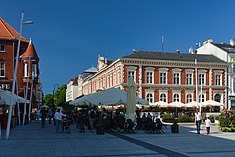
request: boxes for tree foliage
[43,84,67,108]
[44,94,53,107]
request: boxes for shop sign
[0,83,11,90]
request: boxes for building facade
[81,51,227,107]
[197,38,235,109]
[66,77,78,102]
[0,18,42,110]
[66,67,97,102]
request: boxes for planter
[171,123,179,133]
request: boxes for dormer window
[0,44,5,52]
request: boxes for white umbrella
[126,77,137,121]
[0,89,29,105]
[202,100,224,107]
[70,87,149,106]
[151,101,169,108]
[168,101,185,108]
[185,101,198,108]
[40,104,49,108]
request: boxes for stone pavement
[0,121,235,157]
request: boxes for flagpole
[195,59,199,111]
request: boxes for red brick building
[82,51,227,107]
[0,18,42,111]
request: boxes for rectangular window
[32,64,37,77]
[199,74,205,85]
[173,73,180,84]
[215,74,221,86]
[160,72,166,84]
[146,72,153,84]
[110,75,113,87]
[233,64,235,73]
[0,44,5,52]
[233,78,235,93]
[128,71,135,81]
[118,72,121,84]
[186,73,192,85]
[0,61,5,77]
[24,64,29,77]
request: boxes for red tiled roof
[0,18,28,42]
[20,41,39,60]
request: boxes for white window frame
[214,70,223,86]
[145,67,155,84]
[186,94,192,103]
[24,63,29,77]
[198,70,207,85]
[146,93,154,103]
[0,44,5,52]
[173,93,180,102]
[159,68,168,84]
[172,68,181,85]
[215,74,221,86]
[110,74,113,87]
[0,61,5,77]
[186,69,194,85]
[32,64,37,77]
[199,94,205,103]
[172,91,181,102]
[127,66,137,82]
[160,93,167,102]
[173,73,180,85]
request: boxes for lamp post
[22,56,32,125]
[52,84,60,109]
[6,12,33,139]
[28,72,35,122]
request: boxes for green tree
[54,84,66,107]
[44,94,53,107]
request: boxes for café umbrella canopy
[150,101,169,108]
[202,100,224,107]
[40,104,49,108]
[0,89,29,105]
[70,87,149,107]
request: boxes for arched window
[160,93,166,102]
[186,94,192,103]
[199,94,205,103]
[147,93,153,103]
[173,94,179,102]
[214,94,221,103]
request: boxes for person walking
[35,108,40,121]
[41,108,47,128]
[54,108,65,133]
[48,107,53,124]
[195,111,202,134]
[205,116,211,135]
[88,109,96,131]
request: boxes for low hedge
[178,115,194,123]
[162,114,176,123]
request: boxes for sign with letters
[0,83,11,90]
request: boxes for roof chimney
[230,38,235,46]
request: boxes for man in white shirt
[54,108,65,133]
[195,111,202,134]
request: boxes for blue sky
[1,0,235,94]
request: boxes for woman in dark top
[41,108,47,128]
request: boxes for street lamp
[28,71,35,122]
[6,12,33,139]
[52,84,60,109]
